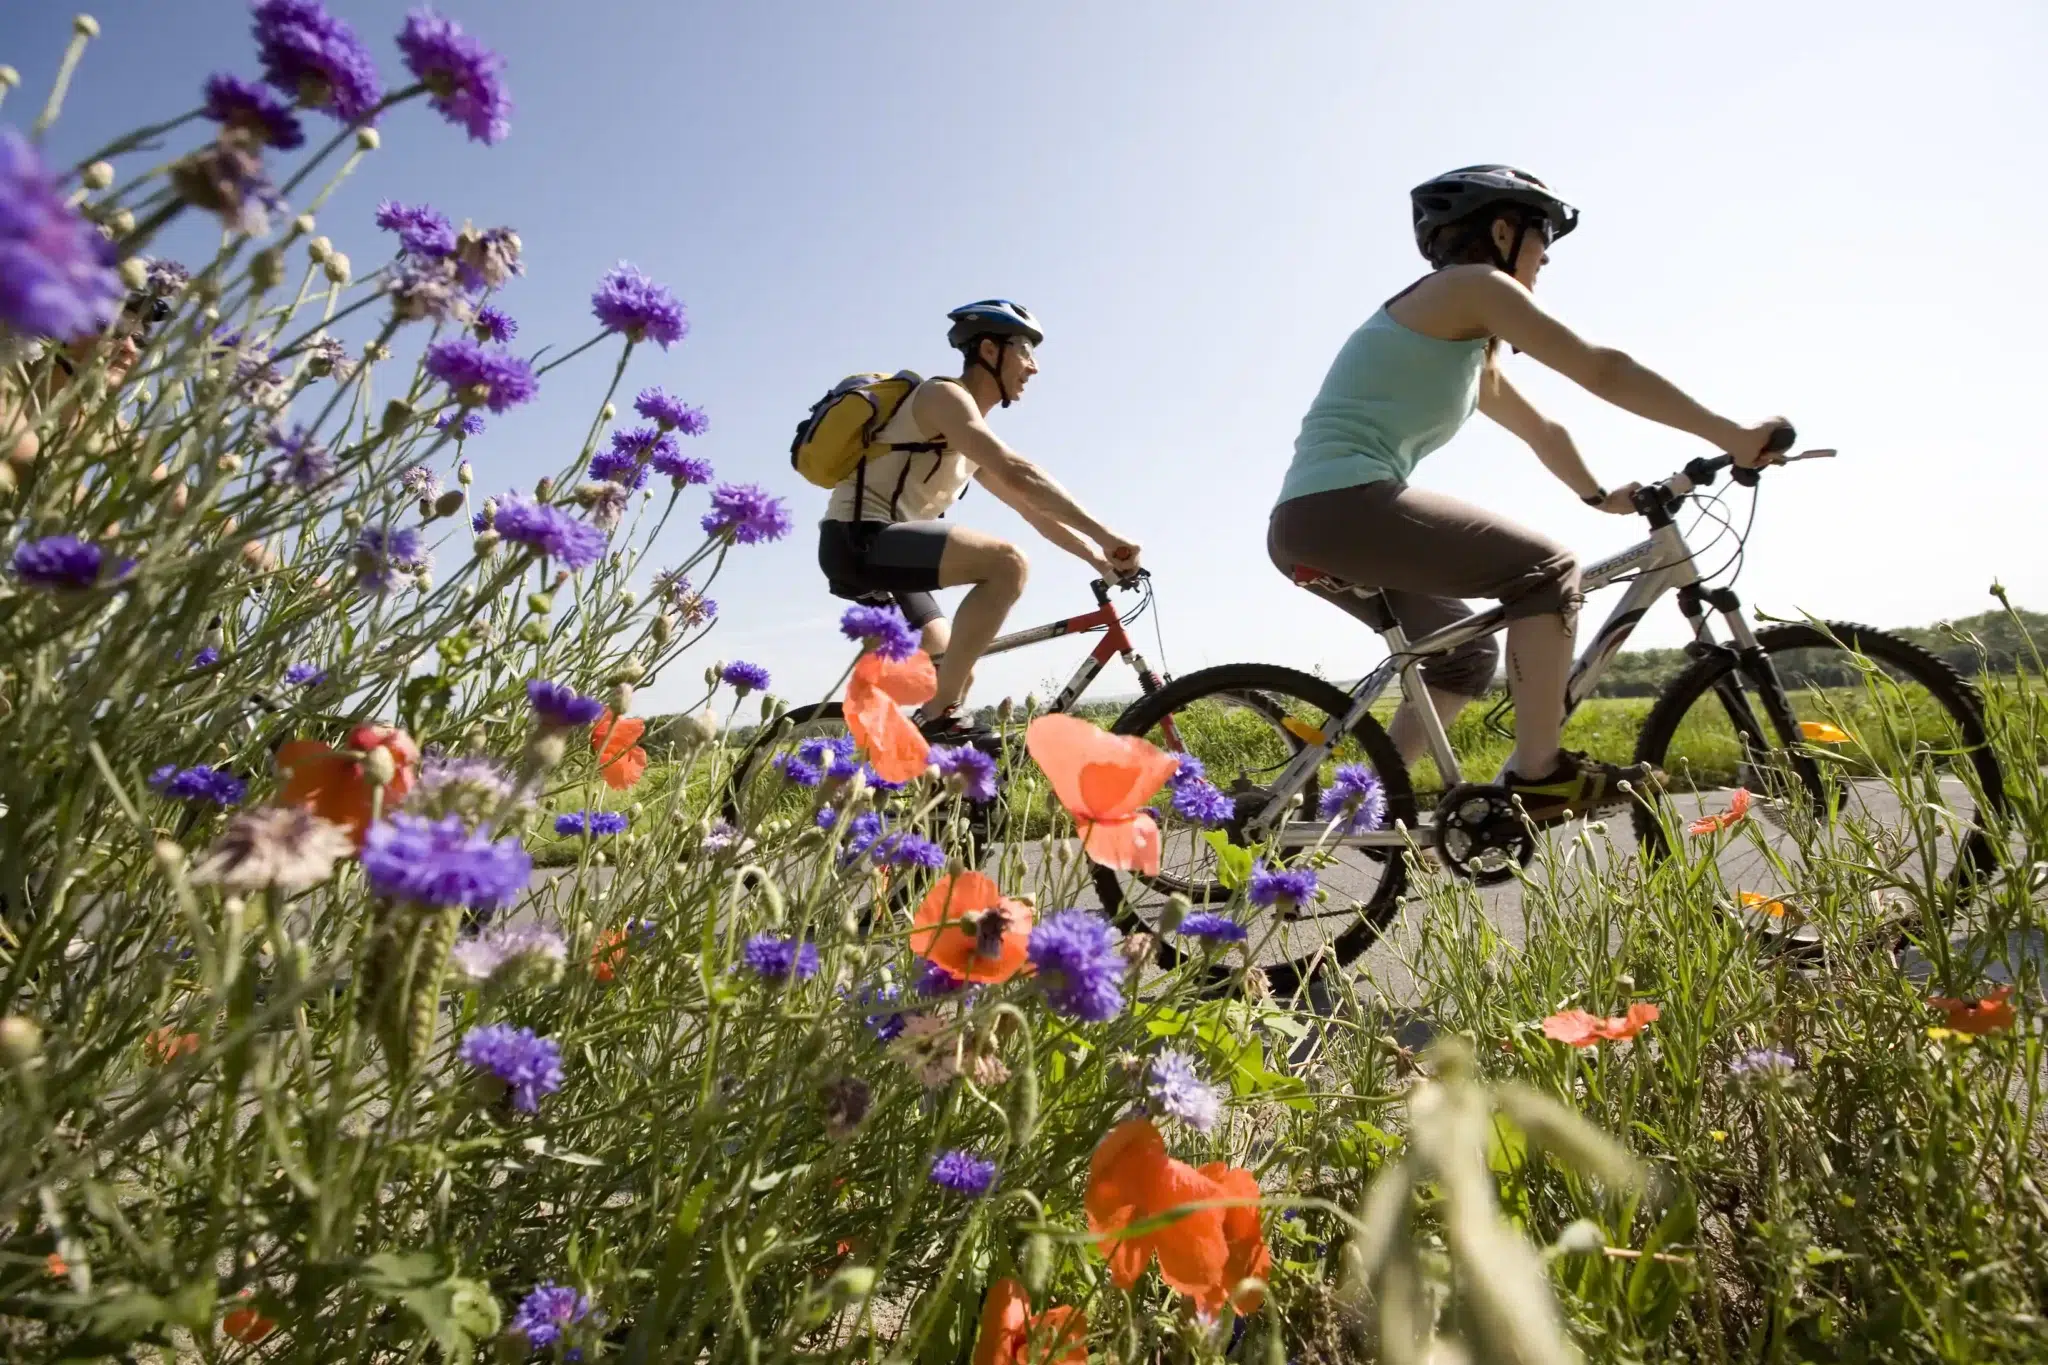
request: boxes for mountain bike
[1097,427,2008,995]
[720,571,1197,861]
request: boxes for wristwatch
[1581,488,1606,507]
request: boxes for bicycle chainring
[1432,783,1536,885]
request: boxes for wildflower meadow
[1,7,2045,1363]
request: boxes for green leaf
[84,1289,171,1342]
[355,1253,500,1362]
[750,1163,811,1193]
[164,1278,217,1332]
[673,1179,717,1238]
[1200,830,1255,890]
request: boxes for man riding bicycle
[1269,165,1790,821]
[816,300,1142,741]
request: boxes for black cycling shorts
[817,519,951,629]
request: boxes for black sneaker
[1502,750,1659,823]
[915,705,995,746]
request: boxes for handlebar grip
[1730,422,1797,487]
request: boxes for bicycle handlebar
[1632,423,1809,516]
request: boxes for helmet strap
[970,336,1014,408]
[1496,216,1529,276]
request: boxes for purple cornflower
[576,479,631,531]
[251,0,383,124]
[396,7,512,145]
[436,410,484,438]
[840,604,919,661]
[1147,1049,1223,1133]
[798,734,863,784]
[450,922,566,984]
[821,1075,872,1139]
[554,810,628,837]
[776,753,821,787]
[837,810,887,863]
[284,662,326,687]
[589,443,654,491]
[858,982,905,1042]
[400,464,443,502]
[1174,912,1249,944]
[145,257,190,297]
[701,820,742,854]
[590,263,687,347]
[655,571,717,627]
[931,746,998,804]
[351,526,428,594]
[424,337,537,412]
[457,1023,563,1112]
[471,304,516,343]
[0,130,123,341]
[1248,862,1318,911]
[170,127,280,235]
[1318,764,1387,835]
[202,72,305,149]
[930,1150,999,1198]
[411,755,522,820]
[701,483,792,545]
[388,257,469,323]
[871,832,945,871]
[652,449,713,486]
[10,536,111,591]
[1169,754,1206,785]
[914,959,965,996]
[526,679,603,728]
[148,765,247,805]
[721,661,771,694]
[510,1282,590,1350]
[1027,910,1127,1023]
[454,225,522,290]
[1730,1048,1798,1083]
[191,646,221,669]
[361,813,532,910]
[491,493,608,569]
[741,934,820,984]
[634,387,707,434]
[1171,778,1234,827]
[374,200,455,259]
[266,426,334,489]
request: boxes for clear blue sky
[11,0,2046,713]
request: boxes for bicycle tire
[1093,662,1418,995]
[1631,620,2005,890]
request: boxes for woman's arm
[1458,269,1785,467]
[1476,364,1638,513]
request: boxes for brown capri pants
[1267,480,1581,697]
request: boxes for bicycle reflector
[1282,717,1326,745]
[1798,721,1853,744]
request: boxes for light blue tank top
[1276,307,1487,506]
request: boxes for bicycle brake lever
[1785,448,1838,461]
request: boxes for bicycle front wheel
[1631,621,2006,920]
[1093,663,1418,993]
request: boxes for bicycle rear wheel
[1631,621,2005,928]
[1094,663,1418,995]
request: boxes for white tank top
[824,378,979,524]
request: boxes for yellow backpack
[788,371,946,489]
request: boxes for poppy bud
[361,746,397,788]
[517,621,547,645]
[619,590,637,609]
[611,683,634,716]
[527,593,552,615]
[118,257,147,291]
[600,402,616,421]
[341,508,365,529]
[307,235,331,262]
[381,399,413,436]
[0,1015,42,1070]
[292,212,316,238]
[0,69,18,91]
[608,659,647,686]
[652,613,675,646]
[355,127,379,151]
[675,711,716,752]
[457,459,473,485]
[252,247,286,290]
[432,489,464,520]
[74,14,100,37]
[83,160,113,190]
[1021,1233,1053,1296]
[323,252,350,284]
[472,530,500,554]
[1159,893,1190,934]
[526,732,567,771]
[534,476,554,501]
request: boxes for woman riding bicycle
[1269,164,1789,821]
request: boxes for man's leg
[928,527,1028,713]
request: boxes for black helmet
[945,298,1043,350]
[1410,165,1578,266]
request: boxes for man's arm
[976,468,1119,576]
[912,381,1138,560]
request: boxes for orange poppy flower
[223,1304,276,1344]
[911,872,1033,983]
[146,1026,201,1062]
[592,709,649,791]
[1928,983,2015,1036]
[1085,1117,1269,1319]
[972,1278,1089,1365]
[1738,890,1788,918]
[276,724,420,845]
[1025,715,1179,875]
[1799,720,1853,744]
[46,1253,66,1277]
[1541,1002,1661,1047]
[845,651,938,784]
[1686,786,1753,837]
[591,926,627,984]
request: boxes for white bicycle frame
[1247,489,1774,849]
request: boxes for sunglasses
[111,294,171,342]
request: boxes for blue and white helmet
[946,299,1043,350]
